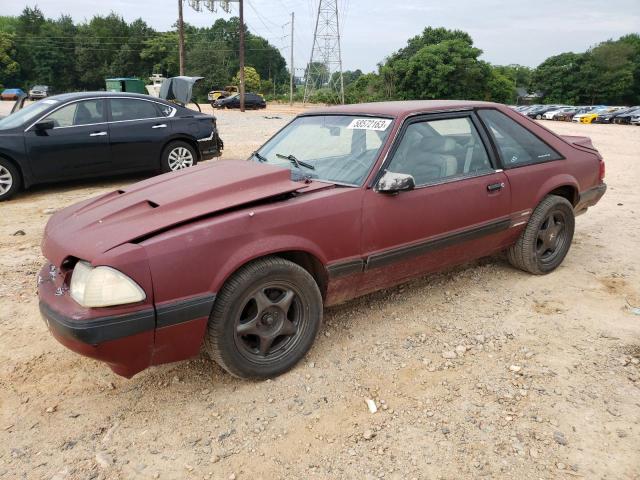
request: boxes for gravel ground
[0,100,639,480]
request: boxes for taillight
[599,159,605,182]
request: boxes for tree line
[0,7,288,98]
[315,28,640,106]
[1,8,639,106]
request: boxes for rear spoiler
[560,135,597,151]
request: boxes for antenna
[303,0,344,104]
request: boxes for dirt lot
[0,101,639,480]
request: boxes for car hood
[42,161,328,266]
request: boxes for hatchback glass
[254,115,393,186]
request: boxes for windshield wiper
[276,153,315,170]
[251,151,268,162]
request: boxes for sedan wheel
[205,257,323,379]
[0,160,21,201]
[168,147,194,170]
[161,141,198,173]
[0,166,13,196]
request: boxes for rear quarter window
[478,109,562,167]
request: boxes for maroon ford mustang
[38,101,606,379]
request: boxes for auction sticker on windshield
[347,118,392,131]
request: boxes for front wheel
[507,195,575,274]
[0,159,21,201]
[161,141,197,173]
[205,257,323,379]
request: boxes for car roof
[47,91,168,103]
[303,100,503,118]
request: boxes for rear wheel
[161,141,197,173]
[507,195,575,274]
[0,159,21,201]
[205,257,323,379]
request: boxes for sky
[4,0,640,74]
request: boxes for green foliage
[530,35,640,105]
[343,26,518,104]
[2,10,639,106]
[486,68,516,104]
[531,52,586,104]
[492,64,532,88]
[232,66,261,92]
[0,9,289,95]
[0,32,19,88]
[140,32,179,77]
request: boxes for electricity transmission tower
[303,0,345,104]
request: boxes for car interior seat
[74,103,95,125]
[404,136,459,184]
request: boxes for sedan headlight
[70,261,146,308]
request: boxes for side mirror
[376,170,416,194]
[35,120,54,131]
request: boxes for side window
[45,99,105,127]
[110,99,161,122]
[387,116,493,186]
[158,104,176,117]
[477,109,562,167]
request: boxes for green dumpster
[105,78,146,94]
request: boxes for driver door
[358,112,512,295]
[26,98,111,181]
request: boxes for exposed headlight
[70,261,146,308]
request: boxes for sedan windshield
[254,115,393,186]
[0,99,58,130]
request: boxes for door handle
[89,131,107,137]
[487,182,505,192]
[152,124,167,129]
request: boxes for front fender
[208,234,328,294]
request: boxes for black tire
[507,195,575,275]
[536,114,542,120]
[0,158,21,201]
[160,141,198,173]
[205,257,323,379]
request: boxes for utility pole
[239,0,245,112]
[290,12,294,105]
[303,0,344,104]
[178,0,185,75]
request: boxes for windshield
[0,99,58,130]
[254,115,393,186]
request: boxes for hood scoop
[42,161,311,265]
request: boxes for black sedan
[0,92,223,200]
[594,106,639,124]
[213,92,266,109]
[612,106,640,124]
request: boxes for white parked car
[543,107,570,120]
